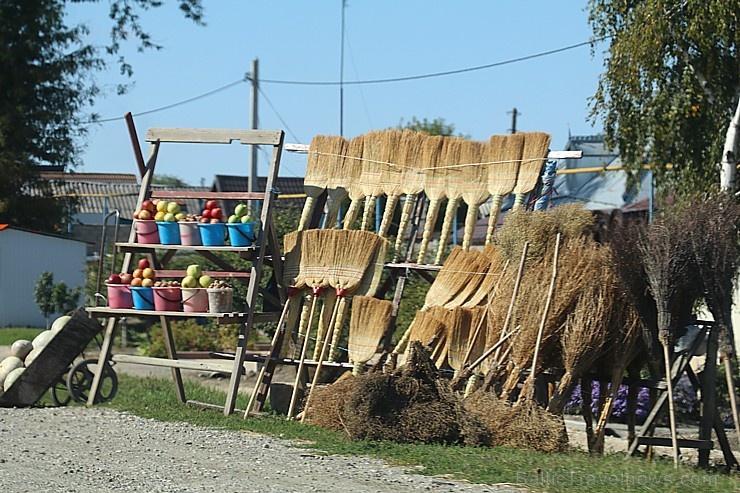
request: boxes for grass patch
[73,374,740,492]
[0,327,44,345]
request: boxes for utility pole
[508,107,520,134]
[248,58,259,213]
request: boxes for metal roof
[39,171,139,184]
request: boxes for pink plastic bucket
[179,222,202,246]
[135,219,160,244]
[181,287,209,313]
[153,286,182,312]
[107,284,133,309]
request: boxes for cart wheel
[50,373,71,406]
[67,358,118,404]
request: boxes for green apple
[241,215,253,223]
[234,203,248,217]
[163,212,177,222]
[181,275,198,288]
[186,264,202,278]
[167,202,181,214]
[227,214,240,224]
[198,275,212,288]
[175,212,186,221]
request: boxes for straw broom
[416,135,449,264]
[299,135,333,231]
[348,295,394,375]
[338,135,367,230]
[390,307,446,364]
[301,230,384,422]
[461,306,487,396]
[464,243,509,308]
[359,130,388,231]
[287,229,332,418]
[322,136,350,228]
[378,129,406,237]
[485,134,524,245]
[392,131,428,262]
[512,132,551,211]
[443,249,491,309]
[445,307,474,377]
[422,247,477,309]
[459,139,490,251]
[433,137,464,265]
[327,233,389,362]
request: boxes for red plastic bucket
[181,287,209,312]
[179,222,202,246]
[135,219,160,244]
[107,284,133,309]
[153,286,182,311]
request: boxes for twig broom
[348,295,394,375]
[485,134,523,244]
[512,132,551,211]
[416,136,450,264]
[299,136,333,230]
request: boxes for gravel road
[0,406,519,493]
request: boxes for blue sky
[67,1,607,186]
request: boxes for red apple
[130,277,142,287]
[199,217,210,223]
[210,218,221,223]
[119,272,133,285]
[138,209,152,220]
[138,258,150,269]
[210,208,223,220]
[106,274,122,285]
[205,200,218,210]
[201,209,211,219]
[141,199,156,212]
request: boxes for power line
[92,37,604,123]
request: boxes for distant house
[0,225,87,327]
[211,175,305,216]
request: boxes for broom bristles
[380,130,406,198]
[513,132,551,195]
[444,249,491,308]
[447,307,474,371]
[360,130,386,198]
[423,247,474,307]
[344,135,366,200]
[422,135,449,200]
[465,244,509,307]
[301,229,332,288]
[348,295,394,368]
[283,230,304,288]
[488,134,523,195]
[400,131,427,194]
[356,235,389,297]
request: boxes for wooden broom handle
[528,233,561,378]
[287,288,321,419]
[462,203,479,251]
[485,195,504,245]
[343,198,363,230]
[378,194,401,238]
[417,198,442,264]
[393,194,417,262]
[491,242,529,365]
[301,299,341,423]
[361,195,377,231]
[434,198,460,265]
[298,196,316,231]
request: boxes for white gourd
[10,340,33,360]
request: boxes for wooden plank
[154,270,250,279]
[86,307,280,324]
[284,142,582,161]
[116,242,258,254]
[385,262,442,272]
[636,437,713,450]
[111,354,238,373]
[0,309,103,407]
[145,128,283,146]
[150,191,268,201]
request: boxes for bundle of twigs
[546,243,616,414]
[637,212,697,467]
[393,131,433,261]
[512,132,551,210]
[342,135,366,229]
[417,136,451,264]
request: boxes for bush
[138,319,259,357]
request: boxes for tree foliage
[0,0,203,233]
[396,117,467,137]
[588,0,740,196]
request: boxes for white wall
[0,228,87,327]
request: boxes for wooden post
[699,326,719,468]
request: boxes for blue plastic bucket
[131,286,155,310]
[156,221,181,245]
[199,222,226,246]
[226,222,256,247]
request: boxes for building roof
[212,175,305,197]
[548,134,652,211]
[39,171,139,184]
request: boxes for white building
[0,225,87,327]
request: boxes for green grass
[0,327,44,345]
[61,374,738,493]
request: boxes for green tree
[153,174,191,187]
[588,0,740,196]
[396,117,467,137]
[34,271,56,327]
[0,0,203,234]
[51,281,83,314]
